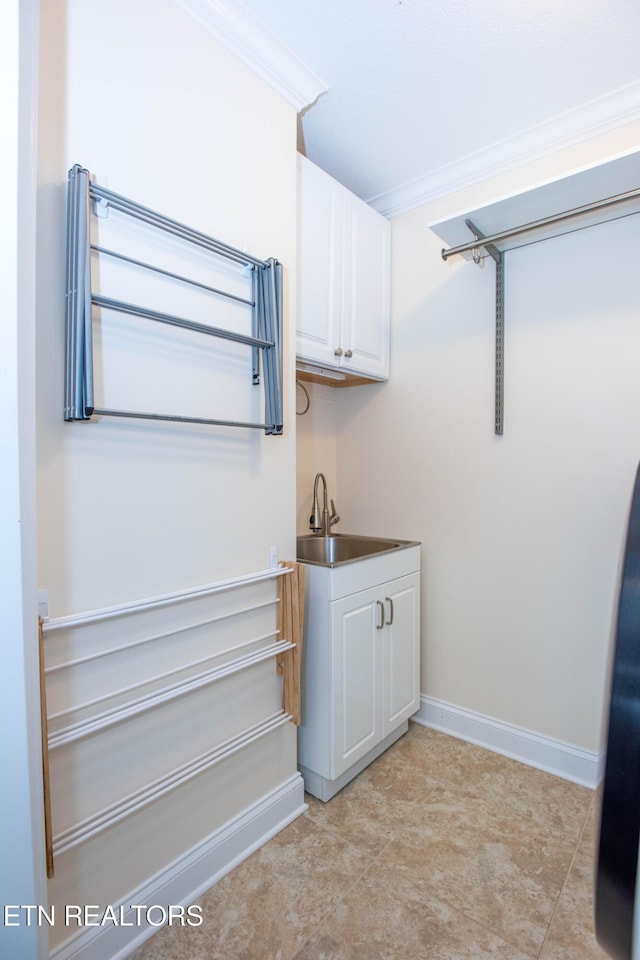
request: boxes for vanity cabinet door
[381,573,420,737]
[331,586,382,778]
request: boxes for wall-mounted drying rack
[65,164,283,434]
[431,152,640,435]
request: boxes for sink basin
[297,534,418,567]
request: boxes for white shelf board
[430,150,640,260]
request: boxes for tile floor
[130,722,608,960]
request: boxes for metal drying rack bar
[64,164,283,435]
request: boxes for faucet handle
[330,499,340,526]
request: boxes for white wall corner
[172,0,328,112]
[369,80,640,218]
[414,696,605,790]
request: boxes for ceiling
[239,0,640,208]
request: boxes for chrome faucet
[310,472,340,536]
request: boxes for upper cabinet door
[341,192,390,380]
[297,155,390,381]
[296,155,343,368]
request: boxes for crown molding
[369,81,640,218]
[173,0,327,112]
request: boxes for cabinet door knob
[334,347,343,357]
[385,597,394,625]
[376,600,385,630]
[344,349,353,358]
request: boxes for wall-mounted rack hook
[94,196,109,219]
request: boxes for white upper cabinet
[297,154,390,381]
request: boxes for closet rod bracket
[466,219,504,436]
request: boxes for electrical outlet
[269,546,278,568]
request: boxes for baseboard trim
[49,773,307,960]
[414,696,604,790]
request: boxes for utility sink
[297,533,419,567]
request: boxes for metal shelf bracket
[466,219,504,436]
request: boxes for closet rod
[441,185,640,260]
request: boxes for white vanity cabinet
[298,544,420,801]
[297,154,390,381]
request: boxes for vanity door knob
[334,347,343,357]
[344,349,353,358]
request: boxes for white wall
[296,382,339,534]
[0,3,48,958]
[333,131,640,758]
[36,0,300,953]
[37,0,298,615]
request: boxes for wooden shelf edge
[296,366,386,388]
